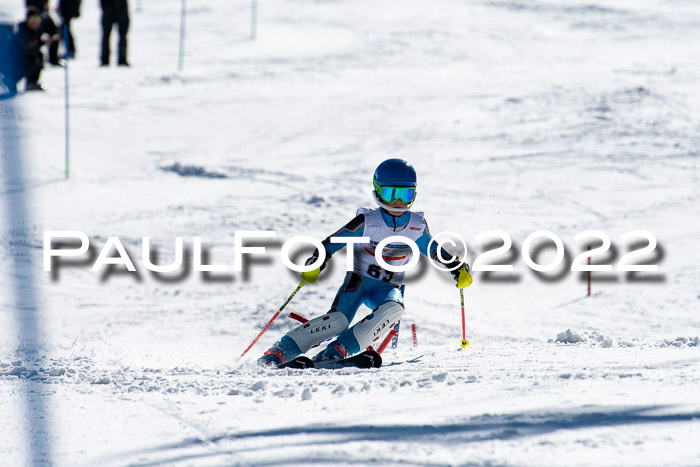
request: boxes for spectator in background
[13,7,49,91]
[58,0,81,59]
[25,0,61,65]
[100,0,129,66]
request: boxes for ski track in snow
[1,0,700,465]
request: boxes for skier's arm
[415,221,456,265]
[416,222,473,288]
[301,214,366,284]
[321,213,366,256]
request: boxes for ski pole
[63,23,70,179]
[238,281,305,360]
[377,329,397,354]
[587,245,591,296]
[460,288,469,348]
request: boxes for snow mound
[660,337,699,348]
[555,329,586,344]
[160,162,228,179]
[555,329,618,348]
[555,331,700,348]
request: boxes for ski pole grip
[288,312,309,323]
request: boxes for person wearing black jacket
[26,0,48,8]
[25,0,61,65]
[100,0,129,66]
[13,7,49,91]
[58,0,81,58]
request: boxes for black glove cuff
[305,249,327,271]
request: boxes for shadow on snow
[121,405,700,466]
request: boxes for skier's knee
[287,311,349,353]
[351,301,404,351]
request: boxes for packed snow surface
[1,0,699,465]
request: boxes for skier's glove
[301,250,328,284]
[451,261,473,289]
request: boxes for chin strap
[372,191,414,213]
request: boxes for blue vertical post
[63,23,70,178]
[0,23,18,99]
[2,10,52,466]
[178,0,186,70]
[1,77,52,467]
[251,0,257,40]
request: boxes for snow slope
[1,0,699,465]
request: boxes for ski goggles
[374,181,416,203]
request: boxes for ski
[277,350,384,370]
[345,349,383,368]
[315,349,383,369]
[277,356,314,369]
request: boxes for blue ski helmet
[372,158,417,212]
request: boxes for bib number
[367,264,394,282]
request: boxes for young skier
[258,158,473,367]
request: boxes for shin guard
[351,301,404,351]
[287,311,349,353]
